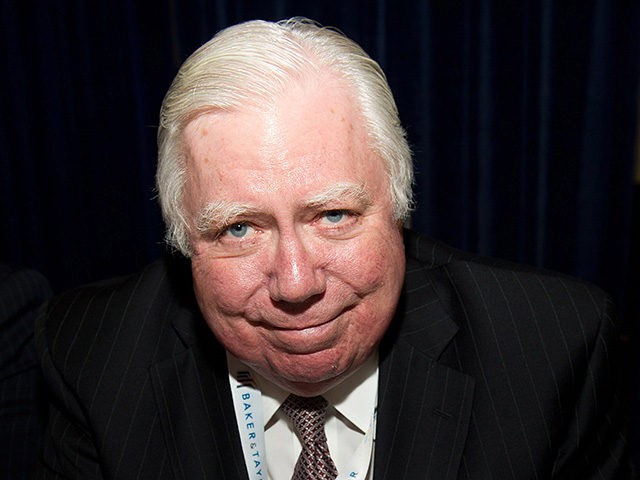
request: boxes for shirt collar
[324,351,378,433]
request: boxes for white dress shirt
[229,352,378,480]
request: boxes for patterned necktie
[281,394,339,480]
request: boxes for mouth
[253,306,354,354]
[254,303,355,332]
[270,316,336,332]
[267,321,340,353]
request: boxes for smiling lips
[254,302,354,332]
[254,307,350,352]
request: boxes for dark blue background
[1,0,639,464]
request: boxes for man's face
[182,76,405,396]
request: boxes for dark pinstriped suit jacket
[33,231,633,479]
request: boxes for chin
[264,349,363,395]
[278,372,348,397]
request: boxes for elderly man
[35,18,631,479]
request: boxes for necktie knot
[282,395,329,445]
[281,394,338,479]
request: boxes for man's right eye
[224,222,251,238]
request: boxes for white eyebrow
[195,182,372,234]
[304,182,372,210]
[196,201,260,234]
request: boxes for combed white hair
[156,17,413,256]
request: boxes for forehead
[184,74,386,204]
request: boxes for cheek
[347,236,404,346]
[191,257,265,353]
[191,255,263,314]
[333,233,403,293]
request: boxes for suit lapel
[150,288,249,480]
[374,258,474,480]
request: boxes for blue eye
[226,223,249,238]
[324,210,345,223]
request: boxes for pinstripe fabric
[375,232,633,479]
[0,265,51,480]
[34,257,247,480]
[34,231,633,479]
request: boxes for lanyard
[228,354,268,480]
[227,354,376,480]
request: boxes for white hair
[156,17,413,256]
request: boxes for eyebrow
[195,182,372,234]
[196,202,261,234]
[304,182,372,210]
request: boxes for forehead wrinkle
[196,201,261,233]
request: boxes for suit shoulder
[447,249,611,318]
[406,230,613,336]
[407,229,609,301]
[36,256,194,376]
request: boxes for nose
[268,231,326,304]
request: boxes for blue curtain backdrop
[2,0,639,456]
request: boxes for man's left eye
[322,210,346,224]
